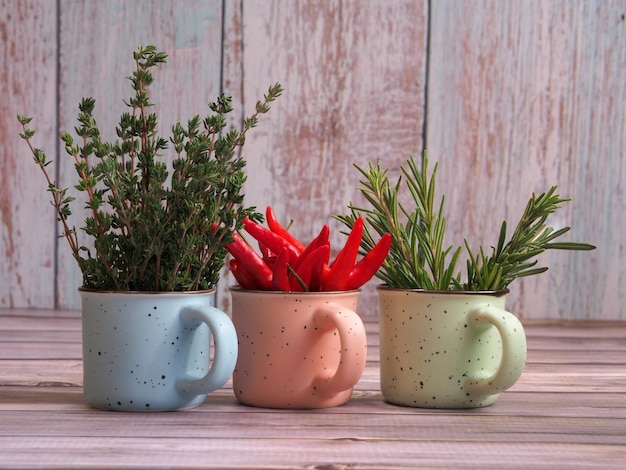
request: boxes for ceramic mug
[230,288,367,408]
[80,289,238,411]
[377,287,527,408]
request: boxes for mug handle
[465,305,527,394]
[176,304,238,396]
[311,303,368,395]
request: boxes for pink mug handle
[311,303,367,394]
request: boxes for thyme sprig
[336,155,595,291]
[18,45,282,292]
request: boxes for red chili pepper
[344,232,392,290]
[229,259,258,290]
[291,244,331,292]
[322,216,364,291]
[307,244,331,292]
[292,224,330,271]
[258,241,277,271]
[266,206,306,253]
[243,217,301,263]
[225,232,273,290]
[271,248,291,291]
[258,241,274,259]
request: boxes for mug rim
[376,284,509,297]
[78,287,216,295]
[229,286,361,295]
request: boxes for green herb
[18,45,282,292]
[335,154,595,291]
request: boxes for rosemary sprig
[335,156,461,290]
[336,155,595,291]
[464,187,595,290]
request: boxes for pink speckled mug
[230,288,367,409]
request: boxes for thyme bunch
[18,45,282,292]
[336,155,595,291]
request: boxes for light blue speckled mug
[80,289,238,411]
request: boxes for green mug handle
[465,305,527,394]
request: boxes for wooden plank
[3,407,626,443]
[1,311,626,468]
[0,308,79,320]
[0,0,58,309]
[2,386,626,419]
[225,0,429,317]
[214,0,245,315]
[0,436,624,469]
[0,315,81,331]
[2,350,625,389]
[4,1,624,322]
[55,0,225,309]
[0,343,81,360]
[0,331,79,343]
[523,321,626,338]
[367,337,626,352]
[5,357,623,390]
[6,340,625,363]
[0,359,83,387]
[426,0,626,320]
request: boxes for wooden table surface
[1,308,625,469]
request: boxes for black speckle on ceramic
[80,290,237,411]
[378,289,527,409]
[230,289,367,409]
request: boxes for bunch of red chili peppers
[226,206,392,292]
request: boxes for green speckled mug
[80,289,238,411]
[378,287,527,409]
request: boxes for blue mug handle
[177,304,238,395]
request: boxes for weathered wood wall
[1,0,624,320]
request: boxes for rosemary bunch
[463,186,595,290]
[336,155,595,291]
[18,45,282,292]
[335,156,461,290]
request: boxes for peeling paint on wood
[1,0,623,320]
[223,0,428,315]
[0,0,57,308]
[427,0,625,319]
[53,0,225,308]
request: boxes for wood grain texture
[426,0,626,319]
[0,0,58,308]
[217,0,428,314]
[1,308,626,469]
[1,0,624,319]
[55,0,225,309]
[215,0,245,313]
